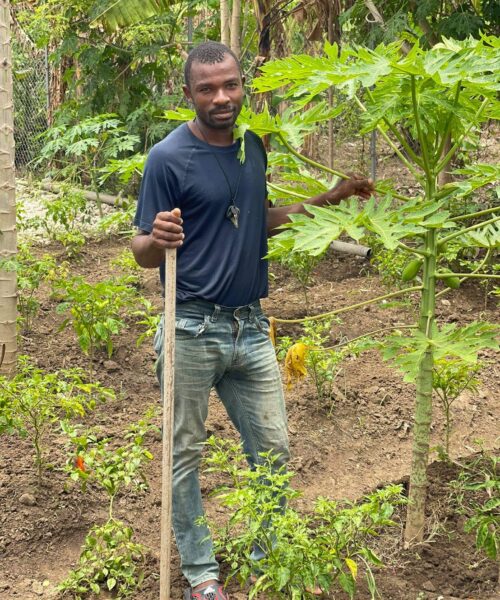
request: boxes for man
[132,41,373,600]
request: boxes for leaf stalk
[273,286,423,324]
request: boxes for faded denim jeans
[154,299,289,588]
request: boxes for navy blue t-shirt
[134,123,269,306]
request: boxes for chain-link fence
[11,14,49,171]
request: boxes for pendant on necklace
[226,204,240,229]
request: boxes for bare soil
[0,231,498,600]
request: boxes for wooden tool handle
[159,248,177,600]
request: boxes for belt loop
[210,304,221,322]
[249,302,259,326]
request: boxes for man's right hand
[151,208,184,249]
[131,208,184,268]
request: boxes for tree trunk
[404,229,437,544]
[220,0,230,46]
[230,0,241,58]
[0,0,17,376]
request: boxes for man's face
[183,54,245,130]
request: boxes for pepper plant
[54,275,138,378]
[432,357,482,455]
[59,412,156,598]
[0,356,114,482]
[203,436,405,599]
[451,449,499,588]
[0,241,56,333]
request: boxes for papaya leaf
[443,163,500,199]
[383,322,499,382]
[163,107,195,122]
[361,197,425,249]
[461,222,500,249]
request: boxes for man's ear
[182,84,192,102]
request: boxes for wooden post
[159,249,177,600]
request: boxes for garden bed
[0,230,498,599]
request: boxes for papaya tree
[247,35,499,543]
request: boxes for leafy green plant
[269,242,322,312]
[233,36,500,543]
[109,249,142,285]
[35,114,140,216]
[29,187,92,258]
[203,436,405,599]
[97,199,136,237]
[367,237,411,289]
[131,297,161,348]
[61,412,156,518]
[0,356,113,481]
[299,318,348,410]
[58,413,156,598]
[451,449,499,585]
[99,152,146,187]
[432,357,482,455]
[0,241,56,333]
[275,334,294,362]
[57,519,146,599]
[54,275,137,376]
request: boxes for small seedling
[451,449,499,587]
[432,357,482,455]
[131,297,161,348]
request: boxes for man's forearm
[267,189,340,235]
[131,233,166,268]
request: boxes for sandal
[183,582,229,600]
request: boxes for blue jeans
[154,299,289,587]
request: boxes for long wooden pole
[160,248,177,600]
[0,0,17,376]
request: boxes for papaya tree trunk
[0,0,17,376]
[405,213,437,543]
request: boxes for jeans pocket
[176,315,211,338]
[254,313,270,335]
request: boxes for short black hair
[184,41,242,87]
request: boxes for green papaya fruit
[443,276,460,289]
[401,259,423,281]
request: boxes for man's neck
[190,119,234,146]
